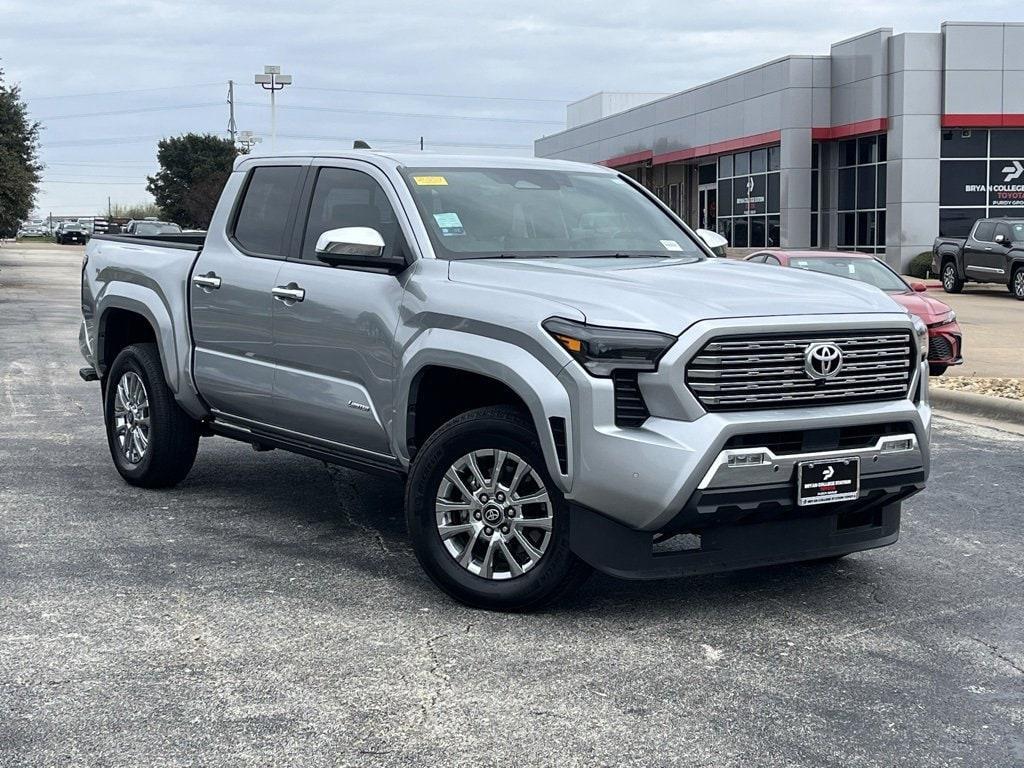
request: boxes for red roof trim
[941,113,1024,128]
[811,118,888,141]
[650,130,782,165]
[598,149,654,168]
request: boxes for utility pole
[227,80,237,144]
[108,197,111,218]
[254,66,292,151]
[420,136,424,151]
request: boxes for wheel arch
[396,331,573,491]
[96,292,179,393]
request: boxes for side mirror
[994,233,1007,245]
[912,282,927,293]
[315,227,406,273]
[695,228,729,257]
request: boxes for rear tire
[104,343,199,488]
[941,262,964,294]
[405,405,591,611]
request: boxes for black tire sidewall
[405,407,583,611]
[104,349,158,482]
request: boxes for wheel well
[407,366,529,457]
[99,308,157,375]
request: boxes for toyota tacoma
[79,151,932,610]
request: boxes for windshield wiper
[568,252,674,259]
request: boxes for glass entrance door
[698,186,717,231]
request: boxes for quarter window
[233,166,304,256]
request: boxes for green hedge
[907,251,933,279]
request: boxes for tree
[0,67,42,237]
[146,134,237,229]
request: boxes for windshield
[135,222,181,235]
[789,256,909,292]
[400,167,704,260]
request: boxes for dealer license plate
[797,457,860,507]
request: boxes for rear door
[190,161,307,422]
[266,160,410,456]
[964,221,998,280]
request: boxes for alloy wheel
[1015,270,1024,298]
[943,265,956,291]
[113,371,150,464]
[435,449,553,580]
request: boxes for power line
[37,102,222,121]
[42,179,147,185]
[290,85,570,104]
[276,132,531,149]
[237,101,561,125]
[26,82,223,101]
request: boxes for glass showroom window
[939,129,1024,236]
[716,146,780,248]
[811,143,821,247]
[836,134,886,254]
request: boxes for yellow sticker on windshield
[412,175,448,186]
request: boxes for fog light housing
[880,437,916,454]
[727,451,770,467]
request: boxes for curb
[930,388,1024,426]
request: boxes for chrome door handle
[193,272,221,290]
[272,284,305,302]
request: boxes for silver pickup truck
[80,151,932,610]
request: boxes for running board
[207,419,406,478]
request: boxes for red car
[745,250,963,376]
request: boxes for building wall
[537,22,1024,272]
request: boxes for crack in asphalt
[323,463,396,557]
[970,636,1024,675]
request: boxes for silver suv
[79,152,931,610]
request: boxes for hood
[448,257,905,335]
[889,291,954,323]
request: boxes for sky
[2,0,1020,219]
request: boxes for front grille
[613,370,650,427]
[928,336,953,360]
[687,330,914,411]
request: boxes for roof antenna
[353,140,371,149]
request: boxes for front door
[267,162,409,457]
[698,186,717,231]
[190,163,305,422]
[963,220,999,281]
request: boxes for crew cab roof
[233,150,612,174]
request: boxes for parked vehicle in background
[124,219,182,236]
[933,218,1024,300]
[55,221,89,245]
[79,151,931,610]
[746,250,963,376]
[17,224,46,238]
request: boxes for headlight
[929,310,956,327]
[543,317,675,377]
[911,315,928,360]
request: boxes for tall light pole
[254,65,292,151]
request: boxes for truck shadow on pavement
[164,439,891,617]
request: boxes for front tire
[1012,266,1024,301]
[405,405,591,611]
[104,343,199,488]
[929,363,948,377]
[942,262,964,294]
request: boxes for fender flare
[394,328,574,492]
[96,287,181,394]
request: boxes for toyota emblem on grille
[804,342,844,380]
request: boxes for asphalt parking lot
[2,244,1022,767]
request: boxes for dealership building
[534,22,1024,271]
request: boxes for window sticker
[660,239,683,251]
[433,212,465,236]
[413,175,448,186]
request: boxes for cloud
[2,0,1017,215]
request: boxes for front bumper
[558,314,930,532]
[927,322,963,368]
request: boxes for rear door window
[973,221,996,242]
[233,166,304,257]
